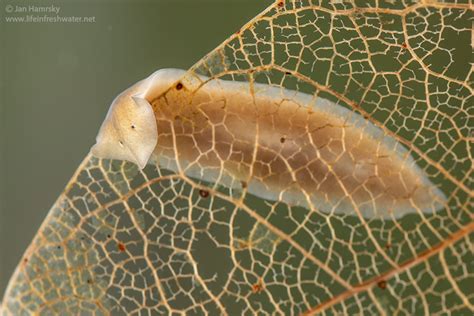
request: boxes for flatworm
[91,69,447,219]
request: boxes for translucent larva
[91,68,447,219]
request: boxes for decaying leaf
[1,0,472,315]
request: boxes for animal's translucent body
[92,69,446,219]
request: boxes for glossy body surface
[92,69,446,219]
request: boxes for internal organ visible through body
[147,74,446,219]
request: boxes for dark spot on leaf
[199,189,210,198]
[241,181,247,189]
[107,234,111,238]
[87,279,93,284]
[131,124,135,129]
[23,258,28,263]
[176,82,183,90]
[280,137,286,143]
[378,280,387,289]
[252,281,264,293]
[285,72,291,75]
[277,1,284,8]
[118,243,126,252]
[57,245,61,250]
[401,42,407,49]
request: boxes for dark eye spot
[176,82,183,90]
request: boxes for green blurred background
[0,0,270,298]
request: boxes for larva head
[90,80,158,169]
[90,68,187,169]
